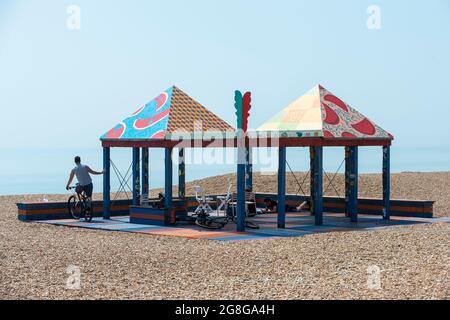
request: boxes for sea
[0,146,449,196]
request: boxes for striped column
[345,146,358,222]
[237,143,246,232]
[132,147,140,205]
[165,148,173,210]
[103,147,110,219]
[141,148,149,199]
[178,148,185,199]
[382,145,391,220]
[277,147,287,228]
[310,146,323,226]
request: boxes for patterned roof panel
[101,86,234,140]
[257,84,393,140]
[167,86,234,134]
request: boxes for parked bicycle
[67,184,93,222]
[193,207,226,229]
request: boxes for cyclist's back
[72,163,92,186]
[66,156,104,198]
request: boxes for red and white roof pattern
[257,84,393,140]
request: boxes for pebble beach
[0,172,449,299]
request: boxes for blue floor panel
[32,213,446,241]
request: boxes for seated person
[155,192,165,209]
[296,199,311,211]
[262,197,277,213]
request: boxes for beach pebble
[0,172,449,299]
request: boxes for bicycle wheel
[195,217,224,230]
[82,198,93,222]
[68,195,82,220]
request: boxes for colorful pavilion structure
[100,84,393,232]
[253,84,393,227]
[100,85,237,225]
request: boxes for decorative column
[237,144,246,232]
[141,148,149,199]
[382,145,391,220]
[344,147,350,217]
[164,148,173,210]
[345,146,358,222]
[103,147,110,219]
[277,146,287,228]
[310,146,323,225]
[310,147,315,216]
[178,148,186,199]
[234,90,251,232]
[132,147,140,205]
[245,147,253,191]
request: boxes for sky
[0,0,449,194]
[0,0,449,149]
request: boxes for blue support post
[165,148,173,211]
[310,146,323,225]
[236,130,246,232]
[277,147,287,228]
[309,147,315,216]
[344,147,350,217]
[178,148,185,199]
[103,147,110,219]
[382,145,391,220]
[141,148,149,198]
[237,144,246,232]
[245,147,253,191]
[346,146,358,222]
[132,147,140,205]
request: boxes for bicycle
[192,198,260,230]
[67,184,93,222]
[193,207,226,230]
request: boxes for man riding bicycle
[65,156,104,200]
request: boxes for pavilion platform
[33,212,448,242]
